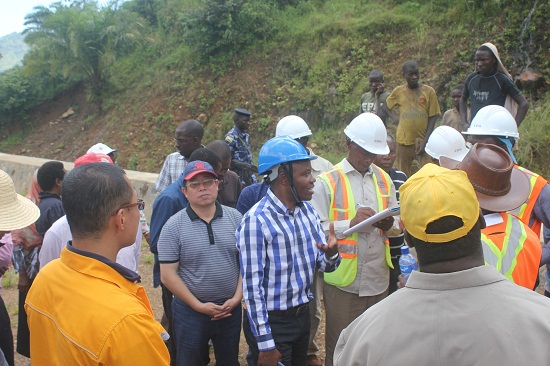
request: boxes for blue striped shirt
[237,189,340,351]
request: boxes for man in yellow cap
[334,164,550,365]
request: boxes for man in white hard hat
[424,125,469,164]
[462,104,550,296]
[275,115,333,366]
[311,113,401,366]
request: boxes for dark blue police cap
[234,108,251,116]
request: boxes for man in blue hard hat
[236,136,341,366]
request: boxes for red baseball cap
[74,153,114,167]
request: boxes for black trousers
[244,307,310,366]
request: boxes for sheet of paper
[484,213,504,227]
[343,206,400,236]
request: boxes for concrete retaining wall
[0,153,159,219]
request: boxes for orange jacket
[512,165,548,237]
[481,212,541,289]
[26,247,169,365]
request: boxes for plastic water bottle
[399,246,418,280]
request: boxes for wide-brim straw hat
[440,143,530,212]
[0,170,40,231]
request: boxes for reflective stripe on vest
[511,165,547,238]
[319,163,393,287]
[481,212,541,289]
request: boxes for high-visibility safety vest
[319,163,393,287]
[481,212,541,289]
[510,165,548,237]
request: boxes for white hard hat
[344,113,389,155]
[275,115,312,139]
[462,105,519,139]
[425,126,469,161]
[87,143,118,155]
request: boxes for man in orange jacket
[26,163,169,365]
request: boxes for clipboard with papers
[343,206,400,236]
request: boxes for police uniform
[225,109,257,186]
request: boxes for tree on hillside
[23,0,152,100]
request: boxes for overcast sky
[0,0,58,37]
[0,0,109,38]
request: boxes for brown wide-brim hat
[440,143,530,212]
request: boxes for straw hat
[0,170,40,231]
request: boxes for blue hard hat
[258,136,317,175]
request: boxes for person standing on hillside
[359,70,391,125]
[441,84,469,132]
[373,135,407,294]
[0,169,40,366]
[460,42,529,127]
[156,119,204,192]
[311,113,401,366]
[225,108,258,187]
[386,60,441,177]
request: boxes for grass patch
[0,130,28,151]
[517,95,550,178]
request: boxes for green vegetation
[0,0,548,174]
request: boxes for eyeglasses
[186,179,217,189]
[173,137,196,145]
[112,199,145,215]
[296,136,309,144]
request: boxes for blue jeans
[172,297,241,366]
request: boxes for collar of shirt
[265,189,296,216]
[186,201,223,221]
[38,192,62,200]
[233,125,249,138]
[66,241,140,283]
[405,265,507,291]
[340,158,374,176]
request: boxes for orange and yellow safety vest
[481,212,541,289]
[319,163,393,287]
[511,165,548,237]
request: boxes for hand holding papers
[343,206,400,236]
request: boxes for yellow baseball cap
[399,164,480,243]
